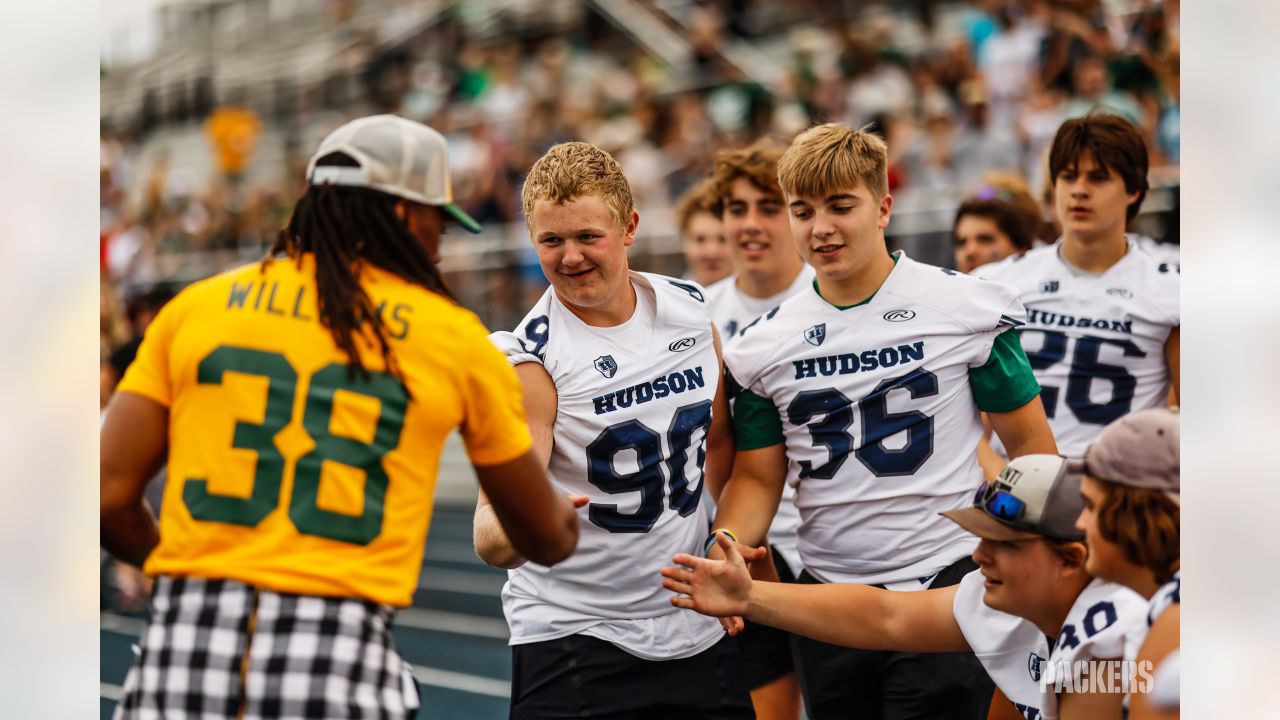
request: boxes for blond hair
[521,142,635,232]
[777,123,889,200]
[709,138,785,213]
[675,176,721,231]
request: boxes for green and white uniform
[725,251,1040,586]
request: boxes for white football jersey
[952,571,1050,720]
[976,240,1179,457]
[1146,570,1180,628]
[705,267,815,573]
[704,266,816,339]
[489,272,724,659]
[724,251,1028,585]
[1040,578,1148,720]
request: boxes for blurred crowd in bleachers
[100,0,1180,419]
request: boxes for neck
[560,279,638,327]
[736,257,803,299]
[815,250,896,307]
[1031,576,1093,639]
[1060,230,1128,273]
[1114,565,1162,600]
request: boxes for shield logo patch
[594,355,618,378]
[804,324,826,347]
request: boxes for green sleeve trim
[732,388,785,450]
[969,329,1042,413]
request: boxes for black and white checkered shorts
[114,576,419,719]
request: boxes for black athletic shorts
[734,547,798,689]
[791,556,994,720]
[510,632,754,720]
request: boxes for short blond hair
[521,142,635,232]
[777,123,889,200]
[709,138,785,214]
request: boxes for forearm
[101,498,160,568]
[473,502,526,569]
[704,427,735,502]
[746,581,964,653]
[711,474,780,548]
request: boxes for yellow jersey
[117,255,532,606]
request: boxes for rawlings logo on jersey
[669,337,696,352]
[1106,287,1134,298]
[804,324,826,346]
[594,355,618,378]
[883,309,916,322]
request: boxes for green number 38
[182,345,407,545]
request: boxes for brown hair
[1046,537,1088,569]
[1048,112,1149,222]
[521,142,635,232]
[953,198,1037,251]
[1094,482,1180,583]
[709,137,786,215]
[777,123,889,201]
[675,176,721,231]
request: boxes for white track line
[103,608,509,641]
[410,666,510,698]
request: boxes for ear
[394,200,408,222]
[623,209,640,248]
[878,193,893,230]
[1058,541,1089,575]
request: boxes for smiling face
[1054,150,1139,245]
[529,193,637,322]
[787,182,892,282]
[722,177,796,278]
[1076,475,1129,582]
[971,537,1078,620]
[682,210,731,286]
[953,213,1020,273]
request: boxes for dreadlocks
[266,180,456,387]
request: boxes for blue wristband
[703,528,738,557]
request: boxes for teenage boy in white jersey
[704,137,814,720]
[664,453,1149,720]
[474,142,753,719]
[977,113,1179,458]
[1074,408,1180,719]
[710,122,1059,719]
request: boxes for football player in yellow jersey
[101,114,579,719]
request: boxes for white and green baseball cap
[306,114,482,233]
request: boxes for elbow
[473,531,527,570]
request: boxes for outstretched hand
[661,531,757,633]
